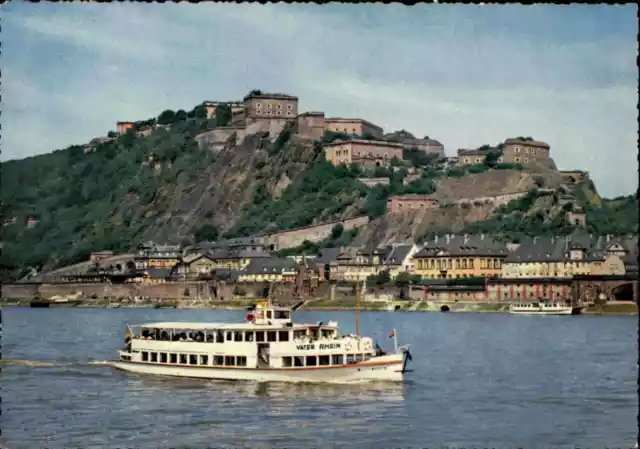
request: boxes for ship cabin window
[332,355,344,365]
[294,356,304,367]
[319,355,330,366]
[355,354,364,363]
[255,331,265,342]
[142,351,149,362]
[310,328,319,340]
[282,356,293,367]
[275,310,290,320]
[278,331,290,342]
[160,353,168,363]
[234,332,243,342]
[306,356,318,367]
[226,331,233,341]
[189,354,197,365]
[236,356,247,367]
[216,331,224,343]
[213,355,224,366]
[267,331,277,342]
[180,354,188,364]
[321,329,333,339]
[170,353,178,364]
[225,356,235,366]
[346,354,357,364]
[266,310,273,319]
[150,352,158,363]
[294,329,307,340]
[200,355,208,365]
[245,331,254,342]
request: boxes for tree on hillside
[215,104,231,127]
[175,110,188,121]
[107,131,117,138]
[483,150,502,168]
[331,223,344,239]
[158,109,176,125]
[193,105,207,120]
[194,223,219,242]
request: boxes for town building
[387,195,439,214]
[324,118,384,139]
[243,91,298,123]
[401,138,445,159]
[295,112,326,141]
[236,257,299,283]
[134,242,182,270]
[566,209,587,227]
[116,121,134,135]
[456,148,502,165]
[202,101,245,119]
[328,246,386,282]
[323,139,403,168]
[174,254,217,279]
[413,234,508,279]
[207,248,272,271]
[500,235,626,279]
[502,138,551,166]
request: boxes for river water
[1,307,637,448]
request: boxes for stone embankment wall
[262,216,370,250]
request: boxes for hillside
[1,105,637,281]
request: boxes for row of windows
[513,147,542,155]
[255,103,293,110]
[140,351,248,367]
[282,354,369,367]
[416,258,501,270]
[258,110,293,117]
[139,328,332,343]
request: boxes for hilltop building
[324,118,384,139]
[502,138,551,167]
[323,139,403,168]
[387,195,439,214]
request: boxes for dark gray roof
[415,234,507,258]
[145,268,173,279]
[383,245,414,266]
[209,249,272,260]
[242,258,298,275]
[315,247,345,264]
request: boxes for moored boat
[110,299,413,383]
[508,301,581,315]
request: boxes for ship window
[142,351,149,362]
[332,355,344,365]
[294,356,304,367]
[160,353,168,363]
[170,353,178,364]
[346,354,357,364]
[216,331,224,343]
[321,329,332,339]
[245,331,254,342]
[319,355,330,366]
[278,331,290,342]
[189,354,197,365]
[294,329,306,339]
[267,331,277,342]
[200,355,208,366]
[255,331,265,342]
[225,356,235,366]
[266,310,273,319]
[150,352,158,363]
[234,332,242,342]
[306,356,318,367]
[275,310,290,319]
[236,356,247,367]
[282,357,293,367]
[355,354,364,363]
[213,355,224,366]
[180,354,188,364]
[226,331,233,341]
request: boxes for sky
[2,3,638,197]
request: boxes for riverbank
[3,297,636,315]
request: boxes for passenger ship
[111,300,413,383]
[508,301,580,315]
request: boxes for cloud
[2,3,637,197]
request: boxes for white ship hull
[509,309,573,315]
[110,353,406,384]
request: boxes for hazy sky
[3,3,638,197]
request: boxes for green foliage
[483,150,502,168]
[403,148,437,167]
[322,130,351,144]
[367,269,391,286]
[494,163,523,170]
[193,223,219,242]
[468,164,489,174]
[331,223,344,239]
[158,109,176,125]
[215,104,232,127]
[175,110,188,121]
[361,184,390,218]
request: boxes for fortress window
[514,157,520,163]
[287,104,292,109]
[319,355,330,366]
[180,354,188,364]
[332,355,344,365]
[170,353,178,364]
[225,356,235,366]
[236,356,247,367]
[142,351,149,362]
[306,356,318,367]
[200,355,208,365]
[150,352,158,363]
[189,354,197,365]
[524,158,529,163]
[276,103,282,109]
[287,111,292,116]
[256,103,262,109]
[282,357,293,367]
[213,355,224,366]
[160,353,168,363]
